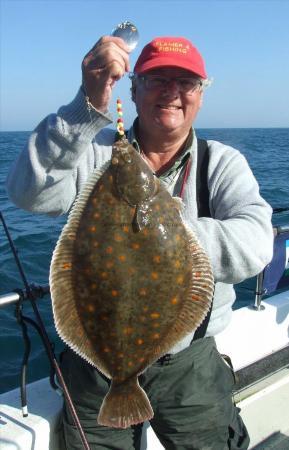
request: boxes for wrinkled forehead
[140,67,201,78]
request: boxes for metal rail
[0,285,50,308]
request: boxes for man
[7,36,273,449]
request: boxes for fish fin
[49,160,111,377]
[172,223,214,333]
[97,377,153,429]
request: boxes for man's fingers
[83,45,129,74]
[83,37,130,72]
[81,35,131,111]
[94,35,131,53]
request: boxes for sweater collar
[127,119,196,180]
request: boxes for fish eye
[123,153,132,163]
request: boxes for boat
[1,222,289,449]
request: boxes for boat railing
[0,284,50,308]
[254,224,289,310]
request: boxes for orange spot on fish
[151,272,159,280]
[128,267,136,275]
[192,294,201,301]
[111,290,118,297]
[174,260,181,268]
[142,306,149,312]
[122,225,129,233]
[194,271,201,278]
[91,283,97,290]
[114,234,123,242]
[106,261,114,269]
[136,339,144,345]
[62,262,71,270]
[93,212,100,219]
[109,175,113,183]
[92,241,99,248]
[177,275,184,284]
[154,204,160,211]
[152,333,160,340]
[90,226,97,233]
[159,216,164,224]
[153,255,161,263]
[87,304,96,312]
[117,353,124,358]
[171,296,179,305]
[106,246,113,254]
[128,361,133,367]
[153,322,160,328]
[132,243,140,250]
[175,235,181,242]
[139,288,147,296]
[142,229,149,236]
[150,312,160,319]
[103,347,110,353]
[123,327,134,335]
[100,272,108,279]
[98,184,104,191]
[92,198,97,205]
[118,255,126,262]
[139,357,145,363]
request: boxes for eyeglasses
[130,74,205,94]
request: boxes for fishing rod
[0,211,91,450]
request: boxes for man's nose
[163,79,180,96]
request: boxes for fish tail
[97,376,153,429]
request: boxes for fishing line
[0,211,91,450]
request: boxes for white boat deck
[1,290,289,449]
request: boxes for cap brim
[135,58,207,79]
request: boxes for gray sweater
[6,89,274,353]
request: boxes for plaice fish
[50,138,214,429]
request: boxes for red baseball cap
[134,37,207,79]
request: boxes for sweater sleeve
[188,142,274,284]
[6,88,113,216]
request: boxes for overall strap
[196,138,211,218]
[193,138,213,341]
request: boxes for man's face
[132,67,203,139]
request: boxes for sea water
[0,128,288,393]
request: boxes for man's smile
[157,104,182,110]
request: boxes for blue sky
[1,0,289,131]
